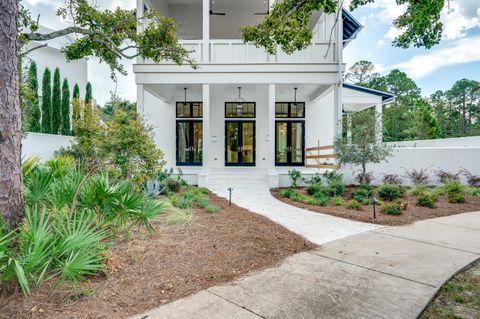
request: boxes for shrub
[442,179,464,195]
[448,192,465,204]
[382,173,402,185]
[346,199,362,211]
[302,196,317,206]
[404,168,429,185]
[332,196,343,206]
[434,169,460,183]
[206,205,220,214]
[168,194,178,207]
[351,187,371,202]
[380,203,402,215]
[465,187,480,196]
[291,191,302,202]
[314,193,329,206]
[303,173,322,185]
[280,188,295,198]
[306,184,323,196]
[178,196,193,209]
[195,196,210,209]
[408,185,427,196]
[145,179,161,197]
[355,172,374,185]
[460,168,480,187]
[322,171,343,183]
[167,210,193,224]
[325,179,345,197]
[288,169,302,188]
[417,194,437,208]
[377,184,405,201]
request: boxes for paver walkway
[208,181,378,245]
[132,211,480,319]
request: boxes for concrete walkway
[208,181,378,245]
[132,212,480,319]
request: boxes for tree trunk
[0,0,24,228]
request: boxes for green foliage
[61,79,71,135]
[346,199,362,211]
[332,196,343,206]
[167,210,193,225]
[41,67,52,133]
[85,82,92,104]
[102,92,136,121]
[405,99,441,140]
[73,83,80,100]
[288,169,302,188]
[206,205,219,214]
[306,184,322,196]
[314,193,329,206]
[464,187,480,197]
[351,187,372,202]
[417,194,437,208]
[52,68,62,134]
[442,180,465,195]
[280,188,296,198]
[290,191,303,202]
[448,192,465,204]
[380,202,402,216]
[178,196,193,209]
[195,196,210,209]
[27,61,41,132]
[409,185,427,196]
[377,184,405,201]
[302,196,317,206]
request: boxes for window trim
[175,120,203,166]
[176,101,203,119]
[224,102,256,119]
[275,102,306,119]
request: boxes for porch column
[198,84,210,187]
[375,102,383,143]
[137,84,145,115]
[333,84,343,139]
[202,0,210,62]
[346,112,352,144]
[267,84,279,187]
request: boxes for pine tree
[52,68,62,134]
[61,79,71,135]
[28,61,41,132]
[41,67,52,133]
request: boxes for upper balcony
[140,0,350,65]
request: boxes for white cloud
[441,0,480,40]
[393,35,480,79]
[376,39,385,47]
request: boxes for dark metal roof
[343,83,395,102]
[342,9,362,46]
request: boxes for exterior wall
[390,136,480,148]
[306,89,335,148]
[26,44,88,100]
[169,4,202,39]
[22,133,73,161]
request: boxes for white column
[333,84,342,139]
[198,84,210,187]
[375,102,383,143]
[137,84,145,115]
[267,84,279,188]
[333,1,343,140]
[202,0,210,63]
[347,112,352,144]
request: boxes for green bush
[332,196,343,206]
[325,179,345,197]
[346,199,362,211]
[168,194,178,207]
[322,171,344,183]
[280,188,296,198]
[288,169,302,188]
[443,179,464,195]
[351,188,371,202]
[178,196,193,209]
[306,184,323,196]
[314,193,329,206]
[195,196,210,209]
[291,191,302,202]
[408,185,427,196]
[206,205,220,214]
[302,196,317,205]
[417,194,437,208]
[465,187,480,196]
[380,203,402,215]
[448,192,465,203]
[377,184,405,201]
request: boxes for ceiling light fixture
[235,87,245,116]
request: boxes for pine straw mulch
[0,193,315,319]
[271,187,480,226]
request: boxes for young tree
[1,0,193,227]
[52,67,62,134]
[73,83,80,100]
[28,61,41,132]
[102,91,136,121]
[72,83,81,133]
[61,79,70,135]
[345,60,380,87]
[85,82,92,104]
[335,111,392,184]
[406,99,441,140]
[41,67,52,133]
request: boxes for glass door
[225,121,256,166]
[275,121,304,166]
[176,120,203,166]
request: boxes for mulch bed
[271,187,480,226]
[0,193,315,319]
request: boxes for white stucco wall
[306,89,335,148]
[22,133,74,161]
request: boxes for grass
[167,209,193,225]
[421,261,480,319]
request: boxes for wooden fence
[305,141,338,169]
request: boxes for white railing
[146,39,336,64]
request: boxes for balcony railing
[148,39,336,65]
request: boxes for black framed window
[176,102,203,118]
[275,102,305,118]
[176,120,203,166]
[225,102,256,118]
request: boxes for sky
[23,0,480,105]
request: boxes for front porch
[139,83,341,188]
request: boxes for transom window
[275,102,305,118]
[225,102,256,118]
[176,102,203,118]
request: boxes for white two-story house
[134,0,394,188]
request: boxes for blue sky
[24,0,480,103]
[343,0,480,96]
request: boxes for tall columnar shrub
[85,82,92,104]
[28,61,41,132]
[41,67,52,133]
[61,79,71,135]
[84,82,93,120]
[73,83,80,100]
[72,83,81,134]
[52,68,62,134]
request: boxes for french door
[275,121,305,166]
[176,120,203,166]
[225,121,256,166]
